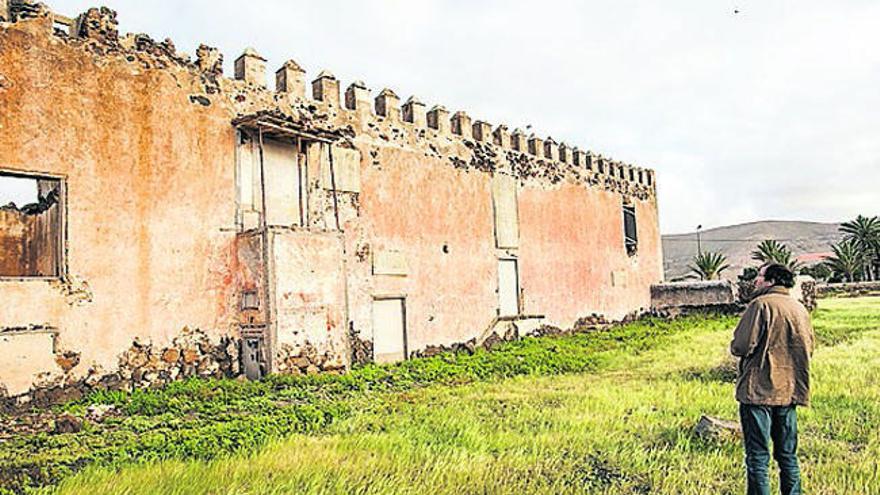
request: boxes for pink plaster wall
[519,183,663,324]
[354,146,499,350]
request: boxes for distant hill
[662,220,843,281]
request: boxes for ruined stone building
[0,4,662,405]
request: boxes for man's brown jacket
[730,286,815,406]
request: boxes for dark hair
[763,263,796,288]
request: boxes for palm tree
[751,239,801,271]
[689,251,730,281]
[840,215,880,281]
[824,239,864,283]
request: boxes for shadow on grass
[551,450,653,494]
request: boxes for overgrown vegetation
[47,297,880,495]
[3,298,879,494]
[0,315,735,494]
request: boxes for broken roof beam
[232,112,339,143]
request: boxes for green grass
[4,298,880,494]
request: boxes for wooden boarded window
[0,172,63,277]
[492,174,519,249]
[623,202,638,256]
[319,144,361,193]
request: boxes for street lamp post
[696,224,703,256]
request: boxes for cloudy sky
[4,0,879,234]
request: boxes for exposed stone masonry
[0,327,239,412]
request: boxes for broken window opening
[240,290,260,310]
[0,171,64,277]
[623,202,638,257]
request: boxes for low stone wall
[793,277,818,311]
[816,281,880,299]
[651,281,739,314]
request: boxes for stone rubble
[274,342,347,375]
[53,413,82,434]
[85,404,118,423]
[0,327,239,413]
[694,414,742,441]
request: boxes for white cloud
[2,0,878,233]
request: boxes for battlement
[4,2,657,193]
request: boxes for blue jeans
[739,403,801,495]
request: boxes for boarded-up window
[492,174,519,249]
[372,298,407,363]
[498,259,520,316]
[236,133,309,230]
[0,172,63,277]
[623,203,638,256]
[372,249,408,276]
[320,144,361,193]
[263,138,305,227]
[236,132,259,229]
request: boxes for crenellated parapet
[9,1,656,198]
[375,88,401,122]
[234,48,266,87]
[402,96,426,127]
[276,59,306,97]
[427,105,450,134]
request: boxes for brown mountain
[662,220,843,281]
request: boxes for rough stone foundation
[0,327,239,413]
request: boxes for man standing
[731,263,814,495]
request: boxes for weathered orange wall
[351,146,499,350]
[0,13,663,396]
[0,19,239,393]
[519,183,662,323]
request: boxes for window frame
[0,168,67,281]
[622,202,638,257]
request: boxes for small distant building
[796,252,832,266]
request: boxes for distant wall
[651,281,737,310]
[817,281,880,299]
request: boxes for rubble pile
[0,327,239,412]
[116,327,240,388]
[274,342,347,375]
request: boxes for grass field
[3,298,879,494]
